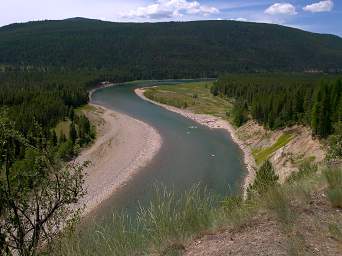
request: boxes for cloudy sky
[2,0,341,36]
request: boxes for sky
[1,0,341,36]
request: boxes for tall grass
[50,185,217,256]
[50,166,342,255]
[325,167,342,208]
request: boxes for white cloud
[123,0,219,19]
[265,3,297,15]
[303,0,334,13]
[235,17,248,22]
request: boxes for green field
[144,81,234,122]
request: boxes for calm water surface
[86,80,247,224]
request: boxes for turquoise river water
[86,80,247,225]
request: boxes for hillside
[1,18,342,77]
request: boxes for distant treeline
[211,74,342,137]
[1,19,342,75]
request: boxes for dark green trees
[77,115,93,145]
[327,122,342,161]
[212,74,342,138]
[69,122,77,144]
[232,101,248,127]
[0,114,87,256]
[311,80,342,137]
[1,19,342,75]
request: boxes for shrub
[287,161,318,183]
[325,167,342,208]
[248,160,279,196]
[264,187,294,227]
[57,140,75,160]
[221,195,242,212]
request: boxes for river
[85,80,247,226]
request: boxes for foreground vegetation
[49,162,342,256]
[0,71,100,255]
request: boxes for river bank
[75,98,162,216]
[135,88,256,196]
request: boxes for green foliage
[253,133,293,165]
[69,122,77,144]
[144,82,233,121]
[248,160,279,196]
[221,195,242,212]
[52,185,215,256]
[325,167,342,208]
[212,74,342,137]
[232,101,248,127]
[1,19,342,74]
[327,122,342,161]
[0,71,89,136]
[57,140,75,161]
[0,115,87,256]
[328,223,342,242]
[264,187,295,228]
[287,161,318,183]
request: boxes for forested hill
[1,18,342,77]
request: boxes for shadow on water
[81,80,247,229]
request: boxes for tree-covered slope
[0,18,342,77]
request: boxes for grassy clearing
[144,82,234,122]
[252,133,293,165]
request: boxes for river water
[87,80,247,224]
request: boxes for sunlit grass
[144,81,233,122]
[252,133,293,165]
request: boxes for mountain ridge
[1,18,342,77]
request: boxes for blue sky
[2,0,341,36]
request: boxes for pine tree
[248,160,279,195]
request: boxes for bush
[325,167,342,208]
[264,187,294,227]
[287,161,318,183]
[58,140,75,160]
[248,160,279,196]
